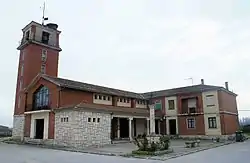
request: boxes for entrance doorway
[35,119,44,139]
[155,120,159,134]
[111,118,117,139]
[120,118,129,138]
[169,119,177,135]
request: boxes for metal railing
[180,108,200,114]
[26,104,51,112]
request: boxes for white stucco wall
[166,116,179,135]
[204,114,222,135]
[34,26,57,46]
[202,91,220,113]
[55,110,111,148]
[165,96,178,116]
[117,101,131,107]
[202,91,222,135]
[30,112,49,139]
[12,115,25,140]
[93,96,112,105]
[135,119,146,136]
[135,104,147,108]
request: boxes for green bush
[134,134,149,151]
[159,135,170,150]
[134,134,170,152]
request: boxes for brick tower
[12,21,61,139]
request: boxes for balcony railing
[26,104,51,112]
[18,36,61,50]
[180,107,198,114]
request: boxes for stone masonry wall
[12,115,25,140]
[55,110,112,148]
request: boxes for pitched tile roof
[141,84,236,98]
[43,75,145,99]
[42,75,237,99]
[57,103,150,117]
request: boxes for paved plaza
[1,140,248,163]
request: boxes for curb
[2,140,234,160]
[162,142,233,161]
[2,142,118,157]
[121,142,234,161]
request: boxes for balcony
[17,36,61,51]
[26,104,51,112]
[181,107,196,114]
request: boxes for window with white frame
[137,100,146,105]
[41,64,46,74]
[168,100,175,110]
[41,49,47,62]
[18,96,21,108]
[19,80,23,91]
[94,94,111,101]
[87,117,101,123]
[22,51,25,60]
[208,117,217,128]
[20,51,25,61]
[187,118,195,129]
[20,64,24,76]
[206,95,215,107]
[61,117,69,122]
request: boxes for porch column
[166,118,169,135]
[117,118,120,139]
[129,117,133,141]
[158,120,161,135]
[146,118,150,135]
[149,105,155,134]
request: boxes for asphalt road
[0,141,249,163]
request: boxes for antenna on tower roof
[42,1,48,25]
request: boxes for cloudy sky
[1,0,250,126]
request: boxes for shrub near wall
[132,134,173,156]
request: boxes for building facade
[12,21,239,148]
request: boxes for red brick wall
[177,93,203,114]
[152,97,166,115]
[131,99,136,108]
[26,78,59,111]
[14,43,60,115]
[24,114,31,137]
[48,112,55,139]
[59,88,93,107]
[178,115,205,135]
[220,113,239,135]
[218,90,238,113]
[218,90,239,134]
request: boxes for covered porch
[111,115,166,141]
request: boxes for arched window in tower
[33,86,49,110]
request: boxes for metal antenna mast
[42,1,48,25]
[185,77,194,85]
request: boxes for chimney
[225,82,229,90]
[201,79,204,85]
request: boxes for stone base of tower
[12,115,25,141]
